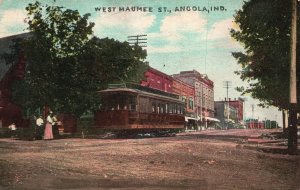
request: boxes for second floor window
[189,97,193,109]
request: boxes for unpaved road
[0,129,300,190]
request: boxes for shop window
[189,97,193,109]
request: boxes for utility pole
[251,104,254,129]
[288,0,298,155]
[240,97,247,125]
[202,86,207,129]
[283,109,288,132]
[223,81,232,130]
[127,34,147,48]
[275,114,278,128]
[265,118,267,129]
[197,91,202,131]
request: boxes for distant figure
[52,115,59,138]
[8,123,16,130]
[44,113,54,140]
[8,123,17,138]
[35,115,44,140]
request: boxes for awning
[204,117,220,122]
[185,116,198,122]
[225,118,235,123]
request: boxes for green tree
[230,0,300,109]
[11,1,147,118]
[82,37,147,90]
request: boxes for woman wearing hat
[44,112,54,140]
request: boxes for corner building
[172,70,215,124]
[172,78,195,116]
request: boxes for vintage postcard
[0,0,299,189]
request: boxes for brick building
[0,33,30,128]
[140,67,173,93]
[140,67,195,116]
[172,78,195,116]
[214,98,245,129]
[214,101,238,129]
[172,70,215,125]
[228,98,244,123]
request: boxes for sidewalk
[244,133,300,154]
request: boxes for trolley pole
[288,0,298,155]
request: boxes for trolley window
[100,93,137,111]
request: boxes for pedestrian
[8,123,17,138]
[44,112,54,140]
[35,115,44,140]
[52,115,59,138]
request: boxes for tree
[230,0,300,110]
[231,0,300,154]
[10,1,147,118]
[81,37,147,90]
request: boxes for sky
[0,0,283,124]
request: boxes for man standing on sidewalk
[35,115,44,140]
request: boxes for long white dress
[44,115,53,140]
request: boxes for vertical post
[283,110,286,132]
[197,94,200,130]
[227,96,229,130]
[251,104,254,129]
[198,89,201,130]
[195,84,199,130]
[242,97,246,126]
[223,81,232,129]
[275,114,278,128]
[200,85,203,130]
[0,91,2,128]
[288,0,298,155]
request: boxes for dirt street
[0,129,300,190]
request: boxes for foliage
[9,1,148,118]
[81,37,148,89]
[231,0,300,109]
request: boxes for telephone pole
[251,104,254,129]
[127,34,147,48]
[240,97,247,125]
[288,0,298,155]
[223,81,232,130]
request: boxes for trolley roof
[99,83,184,104]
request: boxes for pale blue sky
[0,0,282,124]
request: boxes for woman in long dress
[44,113,54,140]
